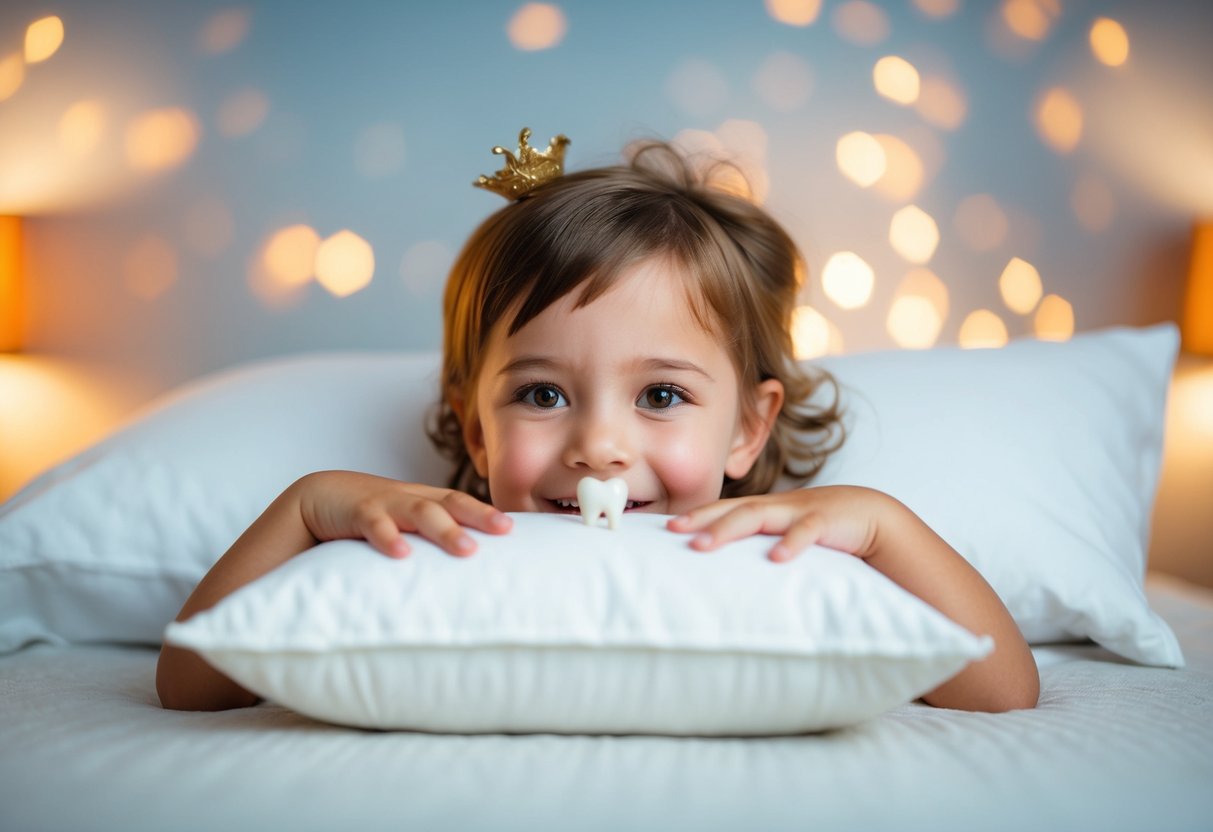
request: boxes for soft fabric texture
[165,512,992,735]
[0,325,1181,668]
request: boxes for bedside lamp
[1184,220,1213,356]
[0,216,21,353]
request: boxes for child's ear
[453,395,490,479]
[724,379,784,480]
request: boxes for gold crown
[474,127,570,200]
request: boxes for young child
[157,133,1039,714]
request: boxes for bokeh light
[822,251,875,310]
[833,1,890,46]
[262,224,320,288]
[898,267,950,321]
[217,88,269,138]
[125,108,201,172]
[199,9,251,55]
[871,134,925,201]
[1090,17,1129,67]
[315,230,375,298]
[507,3,567,51]
[954,194,1009,252]
[1034,87,1083,154]
[836,131,886,188]
[958,309,1009,349]
[665,59,730,117]
[58,100,107,158]
[1002,0,1059,41]
[765,0,822,27]
[873,56,920,106]
[0,53,23,102]
[889,205,940,264]
[122,236,178,300]
[1071,174,1116,232]
[1034,294,1074,341]
[913,0,960,18]
[791,304,843,359]
[752,51,814,112]
[999,257,1043,314]
[915,76,967,130]
[887,295,943,349]
[25,16,64,64]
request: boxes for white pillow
[808,324,1182,667]
[165,513,992,735]
[0,326,1182,669]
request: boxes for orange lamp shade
[1185,220,1213,356]
[0,216,22,352]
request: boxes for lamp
[1183,220,1213,356]
[0,216,21,352]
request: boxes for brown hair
[429,141,843,502]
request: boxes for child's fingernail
[490,512,511,530]
[692,532,712,549]
[392,540,410,558]
[455,535,475,554]
[670,515,688,526]
[769,545,789,562]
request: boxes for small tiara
[474,127,570,200]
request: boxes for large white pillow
[165,513,992,735]
[807,324,1182,667]
[0,325,1181,668]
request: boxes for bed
[2,325,1211,831]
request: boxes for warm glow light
[873,56,920,106]
[1002,0,1057,41]
[1071,174,1115,232]
[122,236,178,300]
[822,251,875,310]
[262,224,320,288]
[913,0,960,18]
[1,216,22,352]
[915,76,967,130]
[954,194,1009,252]
[999,257,1043,314]
[507,3,567,51]
[24,16,64,64]
[889,205,940,264]
[765,0,822,26]
[832,1,890,46]
[199,9,251,55]
[1034,294,1074,341]
[958,309,1009,349]
[836,131,886,188]
[126,108,201,172]
[315,230,375,298]
[58,100,106,158]
[1090,17,1129,67]
[1184,222,1213,356]
[791,304,843,359]
[217,88,269,138]
[871,134,924,201]
[887,295,942,349]
[898,267,950,321]
[752,51,814,112]
[713,119,770,204]
[0,53,24,102]
[1034,87,1083,154]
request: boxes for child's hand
[297,470,512,559]
[667,485,894,563]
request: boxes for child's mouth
[547,498,651,514]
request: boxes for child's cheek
[486,423,554,511]
[649,433,729,512]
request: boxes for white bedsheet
[1,575,1211,832]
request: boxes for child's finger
[687,502,788,551]
[401,498,477,557]
[441,491,513,535]
[363,514,411,559]
[666,499,741,532]
[768,515,826,563]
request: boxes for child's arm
[155,470,511,711]
[667,486,1039,712]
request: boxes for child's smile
[462,257,775,517]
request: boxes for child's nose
[562,412,634,472]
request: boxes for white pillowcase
[808,324,1182,667]
[165,513,992,735]
[0,325,1182,670]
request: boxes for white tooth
[576,476,628,530]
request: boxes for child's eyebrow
[496,356,714,381]
[633,357,715,381]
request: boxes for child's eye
[518,384,567,409]
[637,385,687,410]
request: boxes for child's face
[462,258,782,516]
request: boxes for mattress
[1,574,1211,832]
